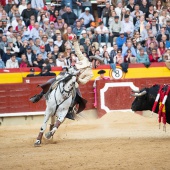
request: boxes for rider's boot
[65,107,75,120]
[29,91,44,103]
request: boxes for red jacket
[149,54,159,62]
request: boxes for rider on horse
[30,35,93,118]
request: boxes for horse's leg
[49,115,55,131]
[34,108,52,146]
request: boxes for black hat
[124,14,129,18]
[30,68,35,72]
[114,16,119,19]
[98,70,106,74]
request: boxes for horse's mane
[60,74,74,84]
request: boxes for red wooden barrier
[96,78,170,118]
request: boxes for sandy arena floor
[1,111,170,170]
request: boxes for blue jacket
[0,59,5,68]
[116,37,127,49]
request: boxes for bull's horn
[131,90,147,97]
[131,89,140,93]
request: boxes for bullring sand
[0,111,170,170]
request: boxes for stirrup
[65,111,75,120]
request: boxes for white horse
[34,68,79,146]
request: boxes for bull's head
[131,88,149,111]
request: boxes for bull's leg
[34,109,52,146]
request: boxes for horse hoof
[45,131,53,139]
[34,140,41,147]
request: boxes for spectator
[122,40,137,57]
[30,22,43,40]
[62,6,77,26]
[21,2,36,26]
[161,34,170,48]
[54,16,64,30]
[31,0,44,13]
[103,51,112,64]
[37,45,47,60]
[114,49,124,64]
[18,0,27,15]
[27,68,36,77]
[115,2,122,18]
[156,25,170,42]
[52,45,60,59]
[149,48,162,62]
[134,14,148,32]
[109,16,121,46]
[116,31,127,49]
[97,0,106,21]
[157,41,166,57]
[45,21,56,38]
[45,39,54,53]
[127,0,135,12]
[56,52,67,67]
[73,20,84,38]
[19,53,28,68]
[0,55,5,69]
[6,54,19,68]
[150,18,160,37]
[102,2,110,27]
[73,0,82,16]
[110,43,118,60]
[131,4,143,18]
[136,47,150,65]
[25,46,36,67]
[33,53,45,69]
[63,26,72,41]
[96,21,109,46]
[2,47,11,64]
[140,0,150,14]
[121,14,134,37]
[80,30,88,45]
[124,49,136,63]
[78,7,94,28]
[0,35,7,50]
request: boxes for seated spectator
[33,53,45,69]
[114,49,124,64]
[45,21,56,38]
[124,49,136,63]
[2,47,11,64]
[157,41,166,57]
[103,51,112,64]
[140,0,150,14]
[79,7,94,28]
[25,45,36,67]
[30,22,44,40]
[47,56,56,67]
[73,20,84,38]
[145,34,158,48]
[136,47,150,65]
[52,29,62,41]
[149,48,162,62]
[131,4,143,18]
[110,43,118,60]
[116,31,127,49]
[122,41,137,57]
[26,68,36,77]
[145,4,154,21]
[63,26,72,41]
[6,54,19,68]
[19,53,28,67]
[163,48,170,61]
[96,21,109,46]
[134,14,147,32]
[150,18,160,37]
[156,25,170,42]
[19,0,27,15]
[45,39,54,53]
[127,0,135,12]
[102,2,110,27]
[0,55,5,69]
[37,45,47,60]
[52,45,60,59]
[80,30,88,45]
[54,16,64,30]
[161,34,170,48]
[108,10,117,26]
[56,52,67,67]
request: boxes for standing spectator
[96,0,106,21]
[21,2,37,26]
[73,0,82,16]
[78,7,94,28]
[96,21,109,46]
[102,2,110,27]
[62,6,77,26]
[6,54,19,68]
[109,15,121,46]
[121,14,134,37]
[18,0,27,15]
[127,0,135,12]
[31,0,44,13]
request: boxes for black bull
[131,84,170,124]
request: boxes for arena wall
[0,77,170,118]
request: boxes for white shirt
[115,7,122,17]
[12,20,25,29]
[96,26,108,34]
[6,59,19,68]
[121,21,134,33]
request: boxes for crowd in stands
[0,0,170,72]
